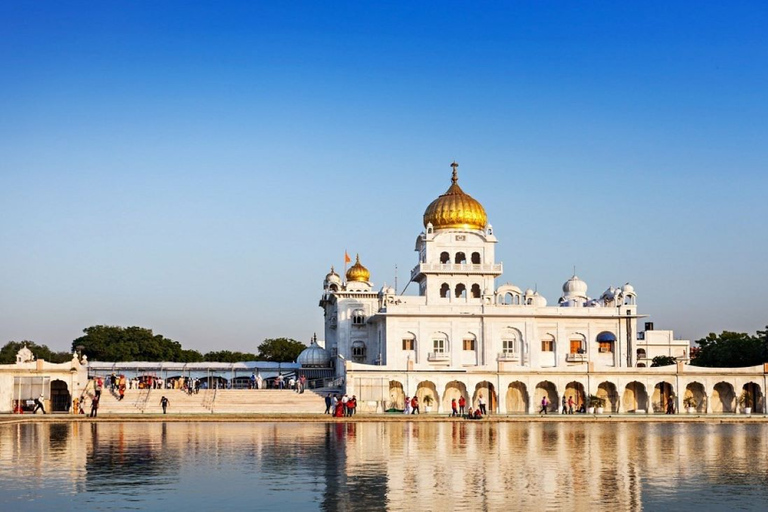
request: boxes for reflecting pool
[1,421,767,511]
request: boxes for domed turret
[346,254,370,283]
[297,334,331,368]
[562,275,588,297]
[324,266,342,290]
[423,162,487,231]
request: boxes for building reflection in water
[1,421,767,510]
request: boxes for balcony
[428,352,450,362]
[497,351,520,362]
[411,262,503,281]
[566,353,588,363]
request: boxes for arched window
[471,284,481,298]
[596,332,616,353]
[462,334,476,351]
[351,341,367,362]
[637,348,647,359]
[329,284,338,292]
[455,283,467,298]
[471,252,481,264]
[402,334,415,351]
[455,252,466,264]
[440,283,450,298]
[541,336,555,352]
[440,251,450,264]
[352,309,366,325]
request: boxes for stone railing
[427,352,450,362]
[565,353,588,363]
[497,351,521,362]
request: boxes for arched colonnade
[385,376,766,414]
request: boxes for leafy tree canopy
[651,355,677,367]
[691,327,768,368]
[71,325,198,362]
[0,340,72,364]
[257,338,306,362]
[203,350,260,363]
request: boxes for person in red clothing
[334,401,344,417]
[451,398,458,417]
[411,396,419,414]
[458,396,466,416]
[347,395,357,416]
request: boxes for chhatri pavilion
[319,163,767,414]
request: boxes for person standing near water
[33,394,46,414]
[160,396,170,414]
[540,396,549,415]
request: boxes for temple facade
[319,163,767,414]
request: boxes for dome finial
[451,161,459,184]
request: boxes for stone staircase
[96,387,337,415]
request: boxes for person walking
[33,394,46,414]
[567,396,575,415]
[324,393,332,414]
[540,396,549,415]
[561,396,568,415]
[411,396,420,414]
[160,396,170,414]
[451,398,458,417]
[90,394,99,417]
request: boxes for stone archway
[597,381,619,412]
[684,382,707,413]
[652,382,675,413]
[564,381,586,410]
[416,381,439,413]
[742,382,763,413]
[535,381,558,413]
[388,380,405,410]
[712,382,736,413]
[505,381,528,414]
[442,380,469,412]
[623,381,648,412]
[472,381,497,414]
[50,380,70,413]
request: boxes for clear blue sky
[1,1,767,354]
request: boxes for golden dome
[423,162,487,231]
[346,254,370,282]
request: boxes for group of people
[450,394,486,419]
[539,395,586,415]
[324,394,357,417]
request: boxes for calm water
[1,421,767,511]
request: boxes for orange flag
[344,251,351,264]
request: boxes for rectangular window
[541,340,554,352]
[570,340,582,354]
[433,339,446,353]
[402,338,414,351]
[503,339,515,353]
[463,338,475,351]
[598,341,612,353]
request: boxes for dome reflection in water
[1,422,767,511]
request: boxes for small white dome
[562,275,588,297]
[622,282,635,294]
[531,293,547,307]
[297,337,331,368]
[524,288,534,296]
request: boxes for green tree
[203,350,260,362]
[72,325,187,362]
[650,355,676,367]
[257,338,306,362]
[691,330,765,368]
[0,341,71,364]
